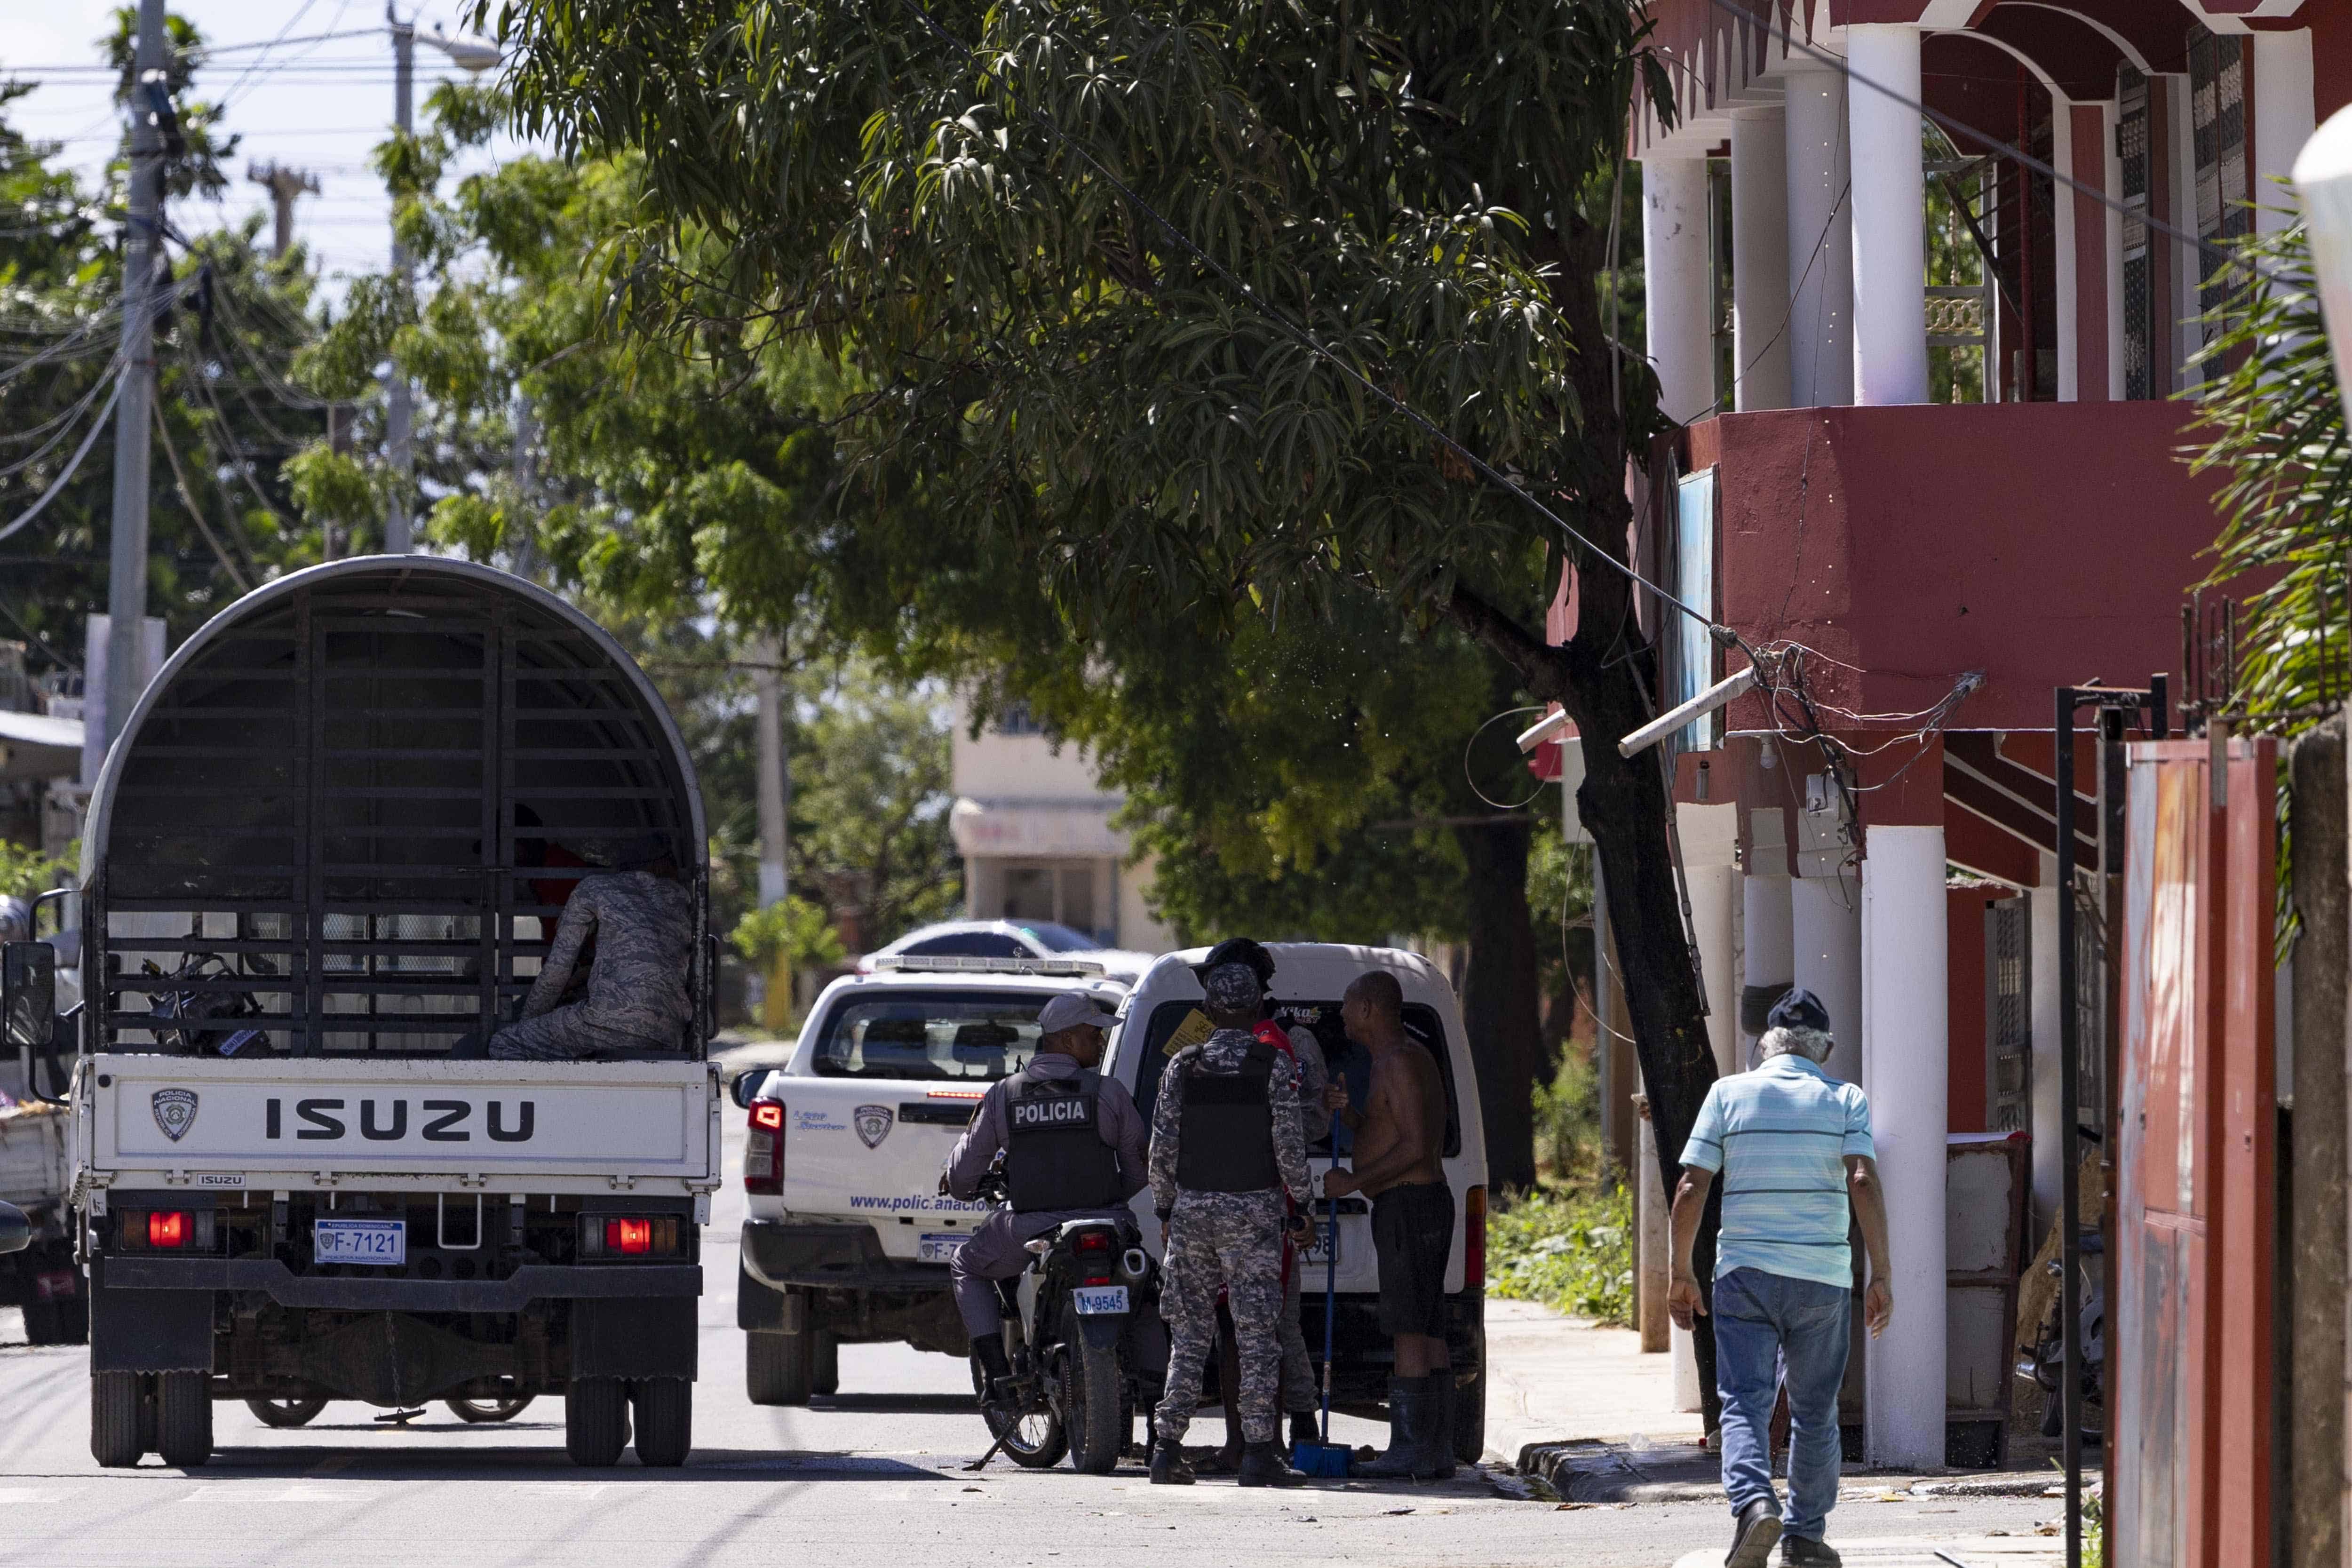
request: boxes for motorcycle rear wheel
[970,1348,1066,1469]
[1058,1303,1128,1476]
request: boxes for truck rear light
[120,1209,214,1251]
[744,1101,784,1194]
[1073,1228,1116,1286]
[580,1215,678,1258]
[150,1210,189,1248]
[1463,1184,1486,1289]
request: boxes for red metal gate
[2111,737,2276,1567]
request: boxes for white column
[1847,24,1928,406]
[1742,864,1794,1066]
[1784,57,1853,406]
[1643,155,1718,425]
[1791,874,1864,1086]
[1731,105,1792,411]
[1860,828,1949,1470]
[2027,859,2064,1237]
[2254,30,2317,235]
[1688,865,1740,1078]
[2052,106,2080,401]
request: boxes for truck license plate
[315,1219,406,1266]
[917,1232,964,1263]
[1071,1285,1128,1315]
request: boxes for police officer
[941,991,1147,1409]
[1146,961,1314,1487]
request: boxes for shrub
[1486,1181,1635,1327]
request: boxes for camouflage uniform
[1275,1023,1328,1419]
[1148,1027,1313,1446]
[490,871,693,1060]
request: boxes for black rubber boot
[1425,1374,1458,1478]
[1236,1439,1301,1488]
[1358,1377,1444,1480]
[1149,1439,1196,1485]
[1287,1410,1321,1450]
[969,1335,1014,1413]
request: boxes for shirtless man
[1321,969,1454,1480]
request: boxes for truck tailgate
[83,1056,718,1188]
[773,1080,991,1256]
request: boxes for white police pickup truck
[731,957,1128,1403]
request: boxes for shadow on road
[804,1393,975,1415]
[160,1446,954,1482]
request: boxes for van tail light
[1463,1185,1486,1290]
[1072,1228,1116,1287]
[150,1210,189,1248]
[744,1100,784,1194]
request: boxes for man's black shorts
[1370,1180,1454,1338]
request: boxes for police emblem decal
[151,1088,199,1143]
[853,1104,893,1149]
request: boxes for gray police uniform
[490,871,693,1060]
[1148,1027,1313,1447]
[1276,1023,1329,1419]
[944,1053,1149,1339]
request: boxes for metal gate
[2110,736,2277,1567]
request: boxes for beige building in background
[947,698,1173,953]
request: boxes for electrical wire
[152,398,256,592]
[0,363,124,544]
[211,0,326,110]
[0,358,123,482]
[1464,705,1553,812]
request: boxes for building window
[1986,898,2031,1134]
[995,700,1044,737]
[2119,67,2155,400]
[2189,29,2249,363]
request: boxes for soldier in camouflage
[1145,962,1314,1488]
[489,846,694,1061]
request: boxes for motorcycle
[966,1161,1165,1475]
[144,952,270,1057]
[2018,1230,2105,1441]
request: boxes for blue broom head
[1291,1441,1352,1477]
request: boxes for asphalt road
[0,1120,2055,1568]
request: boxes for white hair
[1759,1025,1835,1064]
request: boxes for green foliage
[0,840,75,904]
[1486,1181,1633,1327]
[1532,1025,1605,1184]
[731,896,846,971]
[2189,217,2350,729]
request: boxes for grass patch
[1487,1182,1635,1327]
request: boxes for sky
[2,1,535,288]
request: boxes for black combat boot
[969,1335,1015,1416]
[1287,1409,1321,1450]
[1149,1439,1196,1485]
[1358,1376,1445,1480]
[1236,1440,1301,1488]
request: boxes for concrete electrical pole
[754,634,790,911]
[246,161,319,259]
[383,3,415,554]
[103,0,168,749]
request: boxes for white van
[1105,943,1489,1464]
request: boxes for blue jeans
[1713,1266,1851,1542]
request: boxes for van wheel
[564,1377,631,1467]
[90,1371,147,1467]
[746,1329,812,1406]
[630,1377,692,1467]
[1449,1365,1487,1467]
[811,1331,839,1397]
[155,1372,214,1467]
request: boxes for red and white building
[1606,0,2352,1471]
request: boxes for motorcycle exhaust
[1120,1247,1149,1280]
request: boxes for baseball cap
[1038,992,1118,1034]
[1200,962,1262,1013]
[1766,986,1832,1035]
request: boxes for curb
[1516,1439,2079,1508]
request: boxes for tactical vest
[1175,1042,1280,1193]
[1003,1070,1123,1214]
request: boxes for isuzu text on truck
[47,559,721,1469]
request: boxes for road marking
[512,1483,608,1497]
[0,1488,64,1504]
[182,1486,374,1503]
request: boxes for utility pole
[754,633,790,911]
[103,0,168,750]
[245,161,319,259]
[383,2,415,554]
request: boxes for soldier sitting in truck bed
[489,837,694,1061]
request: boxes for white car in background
[855,919,1155,981]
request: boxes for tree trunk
[1455,817,1543,1194]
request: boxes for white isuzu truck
[48,558,721,1469]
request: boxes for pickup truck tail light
[1072,1227,1116,1287]
[580,1214,680,1258]
[119,1209,215,1251]
[744,1100,784,1194]
[1463,1185,1486,1289]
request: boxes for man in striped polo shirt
[1668,988,1894,1568]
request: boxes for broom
[1290,1157,1352,1477]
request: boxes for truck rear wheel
[564,1377,631,1467]
[155,1372,213,1468]
[812,1331,839,1397]
[630,1377,692,1467]
[90,1371,147,1467]
[246,1397,327,1428]
[745,1329,811,1407]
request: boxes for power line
[0,360,123,544]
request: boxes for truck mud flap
[737,1262,792,1333]
[90,1262,212,1374]
[101,1258,701,1312]
[572,1297,697,1380]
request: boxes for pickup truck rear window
[808,989,1066,1081]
